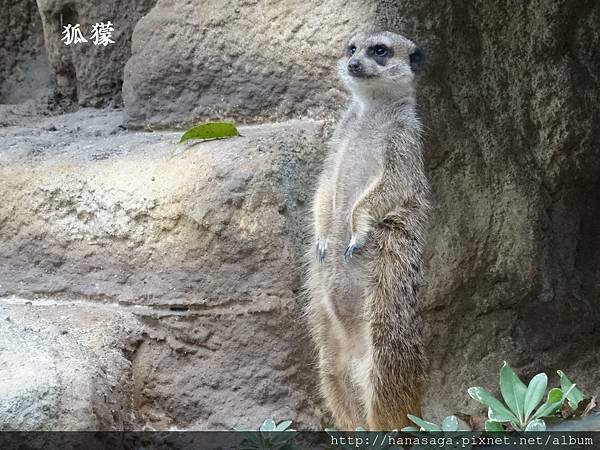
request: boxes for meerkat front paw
[316,238,329,263]
[343,235,365,262]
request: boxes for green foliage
[403,415,441,432]
[484,420,504,432]
[235,419,297,450]
[558,370,585,410]
[179,121,239,144]
[404,363,588,433]
[468,362,583,431]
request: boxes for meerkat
[306,30,429,430]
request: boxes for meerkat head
[338,30,424,104]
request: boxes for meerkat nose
[348,60,362,74]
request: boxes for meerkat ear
[409,48,426,74]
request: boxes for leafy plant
[468,362,582,431]
[558,370,585,410]
[235,419,297,450]
[179,121,239,144]
[402,363,590,433]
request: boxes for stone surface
[0,300,135,430]
[0,110,325,308]
[122,0,375,128]
[373,0,600,420]
[0,0,50,104]
[129,299,322,430]
[0,110,326,430]
[35,0,157,107]
[0,296,322,430]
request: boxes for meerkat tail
[363,221,427,430]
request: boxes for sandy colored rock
[0,110,326,430]
[0,0,50,104]
[123,0,375,128]
[0,110,325,308]
[35,0,156,107]
[0,300,135,430]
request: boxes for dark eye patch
[367,44,393,65]
[373,45,390,57]
[347,44,357,56]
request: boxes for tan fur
[306,31,429,430]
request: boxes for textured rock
[0,110,325,308]
[123,0,375,128]
[0,296,322,430]
[0,110,326,429]
[0,0,50,104]
[0,300,135,430]
[35,0,156,107]
[130,301,321,430]
[372,0,600,419]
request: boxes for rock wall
[122,0,375,128]
[0,112,323,308]
[0,110,327,429]
[35,0,157,107]
[373,0,600,418]
[1,301,134,430]
[0,0,49,104]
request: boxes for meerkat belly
[324,140,383,323]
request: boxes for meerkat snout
[347,59,363,75]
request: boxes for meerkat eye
[348,45,357,55]
[374,45,390,57]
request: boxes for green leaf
[524,419,546,432]
[499,361,527,425]
[457,422,473,432]
[234,429,261,448]
[533,387,564,419]
[179,121,239,144]
[274,420,293,432]
[524,373,548,420]
[558,370,585,410]
[485,421,505,432]
[441,415,459,432]
[260,419,276,432]
[468,387,518,422]
[269,430,296,448]
[407,414,442,431]
[401,426,420,432]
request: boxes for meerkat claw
[343,243,356,262]
[316,239,328,263]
